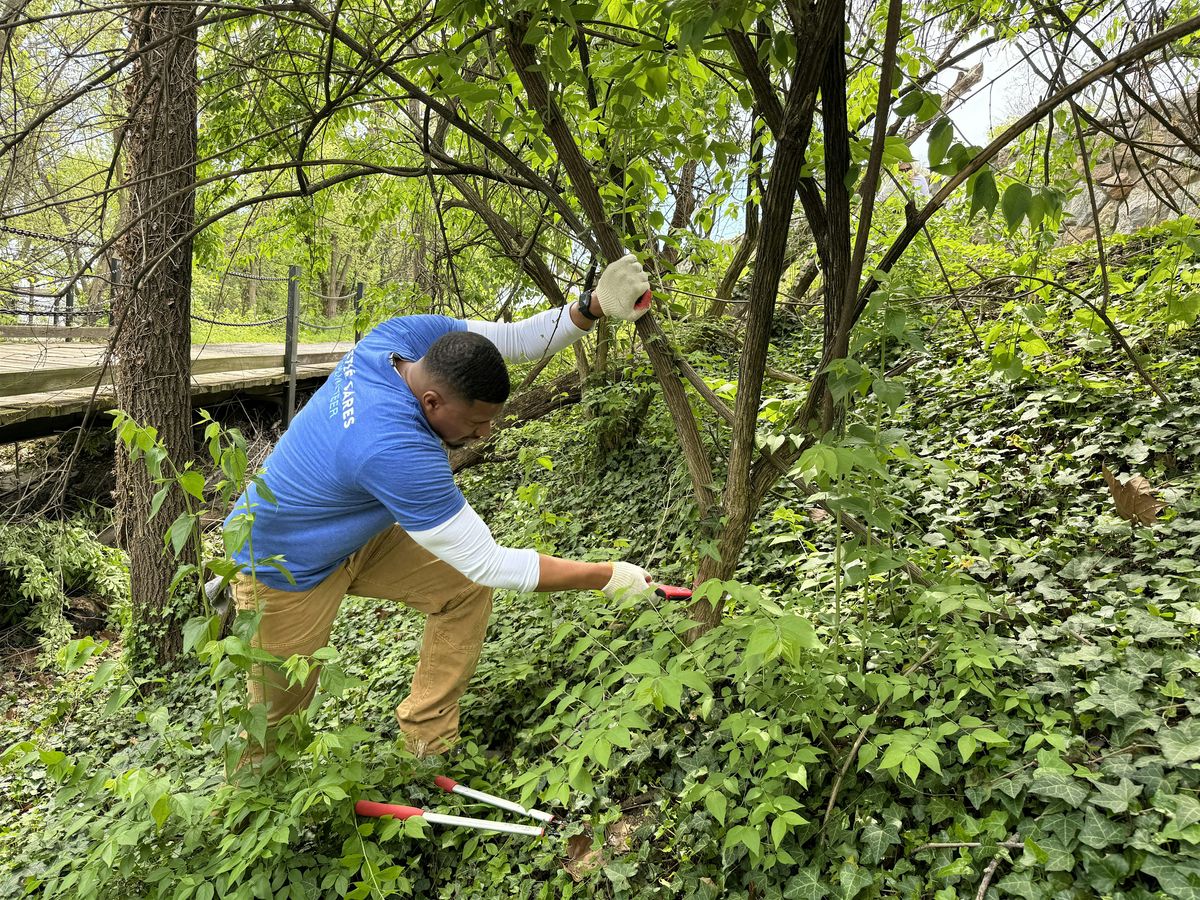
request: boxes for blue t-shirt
[225,315,469,590]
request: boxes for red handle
[655,584,693,601]
[635,289,653,311]
[434,775,458,792]
[355,800,424,819]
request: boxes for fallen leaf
[563,834,606,881]
[1102,464,1166,525]
[562,812,649,881]
[605,813,645,851]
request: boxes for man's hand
[595,254,652,322]
[602,560,656,599]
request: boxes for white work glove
[595,253,652,321]
[602,561,656,599]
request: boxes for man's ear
[421,389,444,412]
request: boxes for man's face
[420,390,503,449]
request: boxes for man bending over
[224,255,656,759]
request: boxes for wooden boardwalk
[0,339,351,441]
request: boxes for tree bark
[241,257,258,315]
[324,231,340,318]
[113,2,198,670]
[687,1,842,637]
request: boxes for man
[224,254,657,759]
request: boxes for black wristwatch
[576,289,601,321]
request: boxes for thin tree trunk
[504,13,715,515]
[687,1,842,636]
[241,257,257,314]
[113,2,198,670]
[325,231,340,318]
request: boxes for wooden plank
[0,364,108,395]
[0,341,349,436]
[0,344,347,395]
[189,349,343,376]
[0,325,113,340]
[0,362,340,432]
[191,353,284,376]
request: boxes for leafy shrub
[0,519,126,654]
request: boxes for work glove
[602,560,656,599]
[596,253,653,321]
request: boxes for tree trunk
[113,3,198,670]
[324,232,340,317]
[241,257,257,315]
[504,14,715,516]
[685,4,842,638]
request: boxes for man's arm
[465,303,592,364]
[464,254,652,363]
[535,554,614,591]
[408,503,652,595]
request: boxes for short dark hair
[424,331,510,404]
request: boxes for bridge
[0,333,352,443]
[0,259,369,441]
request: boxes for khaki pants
[232,525,493,757]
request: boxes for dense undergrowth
[1,222,1198,898]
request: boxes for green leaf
[968,169,999,220]
[894,90,924,118]
[149,486,169,522]
[777,614,817,660]
[151,793,170,829]
[927,118,953,167]
[1029,771,1090,806]
[166,512,196,556]
[243,703,268,750]
[183,615,217,655]
[837,860,874,898]
[784,868,828,900]
[882,135,914,164]
[723,825,761,858]
[771,815,788,850]
[1026,193,1047,230]
[1082,847,1131,892]
[914,743,942,775]
[403,815,429,840]
[1162,793,1200,833]
[958,733,977,762]
[1002,182,1033,232]
[177,470,206,500]
[973,728,1008,746]
[859,819,901,865]
[1089,777,1141,814]
[745,623,780,661]
[995,869,1041,900]
[917,92,942,121]
[222,516,252,556]
[879,732,917,770]
[705,790,727,825]
[1141,854,1200,898]
[89,659,118,693]
[1039,833,1074,872]
[1158,721,1200,765]
[798,445,838,477]
[873,378,906,412]
[1077,808,1129,849]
